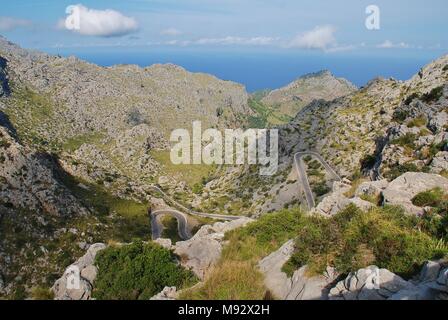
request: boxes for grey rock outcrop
[430,151,448,173]
[328,261,448,300]
[382,172,448,215]
[0,117,88,216]
[52,243,106,300]
[312,181,374,217]
[355,180,389,198]
[173,218,254,279]
[258,240,295,299]
[259,240,337,300]
[390,260,448,300]
[329,266,415,300]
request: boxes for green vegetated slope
[182,199,448,299]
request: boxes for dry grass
[180,260,266,300]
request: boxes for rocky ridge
[261,70,357,119]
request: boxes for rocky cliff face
[0,36,251,142]
[0,36,257,215]
[0,113,87,216]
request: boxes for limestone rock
[154,238,172,250]
[150,286,178,300]
[429,111,448,133]
[259,240,337,300]
[355,180,389,198]
[52,243,106,300]
[329,266,415,300]
[382,172,448,215]
[173,218,253,279]
[258,240,295,299]
[430,151,448,173]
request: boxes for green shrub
[360,154,377,170]
[93,241,197,300]
[412,188,445,207]
[192,183,204,194]
[384,163,420,181]
[312,182,331,197]
[404,93,420,105]
[391,133,416,148]
[393,110,409,122]
[421,86,444,103]
[238,209,302,246]
[443,65,448,72]
[284,205,447,279]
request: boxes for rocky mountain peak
[260,68,357,119]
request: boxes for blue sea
[46,47,446,92]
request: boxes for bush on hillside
[284,205,447,278]
[93,240,197,300]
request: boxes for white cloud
[62,5,138,37]
[377,40,410,49]
[325,44,357,53]
[195,36,275,46]
[0,16,32,31]
[288,25,336,50]
[161,28,182,36]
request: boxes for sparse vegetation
[421,86,444,103]
[384,163,421,181]
[391,133,416,149]
[150,150,215,189]
[407,115,427,128]
[180,209,301,300]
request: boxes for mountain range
[0,36,447,300]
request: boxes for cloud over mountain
[288,25,336,50]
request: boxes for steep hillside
[0,36,255,206]
[202,55,448,216]
[253,70,356,125]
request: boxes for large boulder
[313,192,374,217]
[52,243,106,300]
[329,266,415,300]
[173,218,253,279]
[389,260,448,300]
[286,266,337,300]
[259,240,337,300]
[382,172,448,215]
[428,111,448,133]
[355,180,389,198]
[258,240,295,299]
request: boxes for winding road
[150,209,192,240]
[149,186,244,241]
[294,151,341,210]
[149,151,339,239]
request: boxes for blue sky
[1,1,447,91]
[1,0,447,52]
